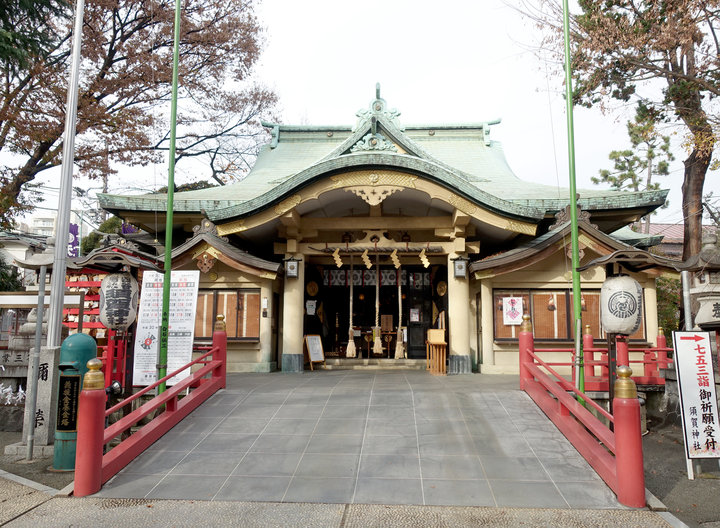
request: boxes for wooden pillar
[281,249,304,372]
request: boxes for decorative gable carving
[350,133,398,153]
[196,252,216,273]
[347,186,403,206]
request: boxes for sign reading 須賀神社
[132,270,200,386]
[672,331,720,459]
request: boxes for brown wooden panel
[194,291,212,338]
[244,292,261,338]
[532,291,569,340]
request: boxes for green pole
[561,0,584,394]
[158,0,182,394]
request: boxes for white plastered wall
[471,250,660,375]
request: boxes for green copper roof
[99,88,669,225]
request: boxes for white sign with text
[132,270,200,386]
[672,331,720,459]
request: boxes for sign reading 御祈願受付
[132,270,200,386]
[672,331,720,459]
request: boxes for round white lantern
[600,274,643,335]
[99,273,139,330]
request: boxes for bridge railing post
[613,365,646,508]
[616,335,630,368]
[74,358,106,497]
[518,314,534,390]
[583,325,595,378]
[213,314,227,389]
[656,327,669,370]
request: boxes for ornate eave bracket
[193,218,229,242]
[549,203,597,231]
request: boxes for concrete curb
[645,488,667,512]
[0,468,57,495]
[645,488,689,528]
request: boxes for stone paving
[95,370,622,508]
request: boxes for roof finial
[354,83,402,131]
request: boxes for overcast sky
[27,0,716,230]
[251,0,708,227]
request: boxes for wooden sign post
[304,335,325,371]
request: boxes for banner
[132,270,200,386]
[672,331,720,459]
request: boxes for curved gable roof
[99,89,668,231]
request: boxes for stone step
[321,358,427,370]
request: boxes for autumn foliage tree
[525,0,719,259]
[0,0,277,228]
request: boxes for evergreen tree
[593,104,674,233]
[0,257,22,291]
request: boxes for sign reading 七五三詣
[672,331,720,459]
[132,270,200,386]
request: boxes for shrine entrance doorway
[303,264,447,360]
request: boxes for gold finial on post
[83,358,105,390]
[657,327,664,337]
[520,313,532,333]
[614,365,637,399]
[584,324,592,335]
[214,314,226,332]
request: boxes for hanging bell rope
[395,267,404,359]
[373,252,383,355]
[346,255,356,358]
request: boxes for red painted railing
[519,315,646,508]
[529,325,673,392]
[74,318,227,497]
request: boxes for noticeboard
[132,270,200,386]
[304,334,325,370]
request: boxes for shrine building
[99,89,670,375]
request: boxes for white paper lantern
[600,274,643,335]
[99,273,139,330]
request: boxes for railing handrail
[526,348,614,422]
[103,359,221,444]
[105,347,217,417]
[74,323,227,497]
[519,320,647,508]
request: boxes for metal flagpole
[46,0,86,349]
[561,0,584,394]
[157,0,182,394]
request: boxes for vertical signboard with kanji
[132,270,200,386]
[672,331,720,478]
